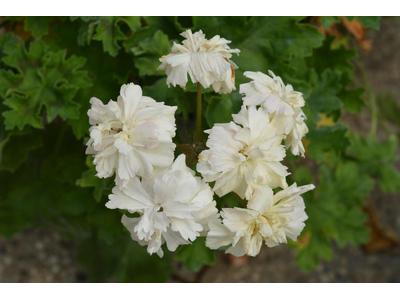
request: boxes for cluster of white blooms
[86,29,314,259]
[240,71,308,157]
[206,184,314,256]
[158,29,240,94]
[86,83,218,257]
[197,67,313,257]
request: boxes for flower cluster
[86,29,314,259]
[197,68,314,256]
[87,82,218,257]
[206,184,314,256]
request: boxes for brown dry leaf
[3,17,32,41]
[363,205,400,253]
[341,17,373,55]
[313,16,373,54]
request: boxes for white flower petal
[158,29,239,93]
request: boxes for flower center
[239,148,248,158]
[113,124,131,141]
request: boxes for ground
[1,17,400,283]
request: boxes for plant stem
[357,59,378,136]
[231,192,247,207]
[194,82,202,145]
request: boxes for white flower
[240,71,305,116]
[197,105,288,200]
[206,183,315,257]
[86,83,177,188]
[271,108,309,157]
[106,154,218,257]
[158,29,240,94]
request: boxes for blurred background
[0,16,399,283]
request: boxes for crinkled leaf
[131,30,171,76]
[347,135,400,194]
[193,17,323,86]
[297,162,373,271]
[92,16,141,57]
[340,87,365,113]
[306,124,350,162]
[307,35,357,74]
[24,16,52,38]
[304,69,343,127]
[0,39,92,130]
[0,32,20,62]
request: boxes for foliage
[1,16,397,282]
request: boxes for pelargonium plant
[86,29,315,259]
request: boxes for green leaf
[92,16,141,57]
[296,162,373,270]
[175,237,215,271]
[88,207,126,244]
[0,129,43,172]
[70,16,98,22]
[347,134,400,194]
[340,87,365,113]
[143,16,190,40]
[0,39,92,130]
[0,32,20,62]
[307,35,357,74]
[193,17,323,84]
[293,166,314,186]
[345,16,381,29]
[76,157,113,202]
[205,93,242,127]
[143,77,194,121]
[58,186,97,216]
[376,93,400,127]
[306,124,350,162]
[320,16,341,29]
[379,164,400,194]
[24,16,52,38]
[296,233,332,271]
[131,30,171,76]
[304,69,343,126]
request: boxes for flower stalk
[194,82,202,145]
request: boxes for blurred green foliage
[1,16,398,280]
